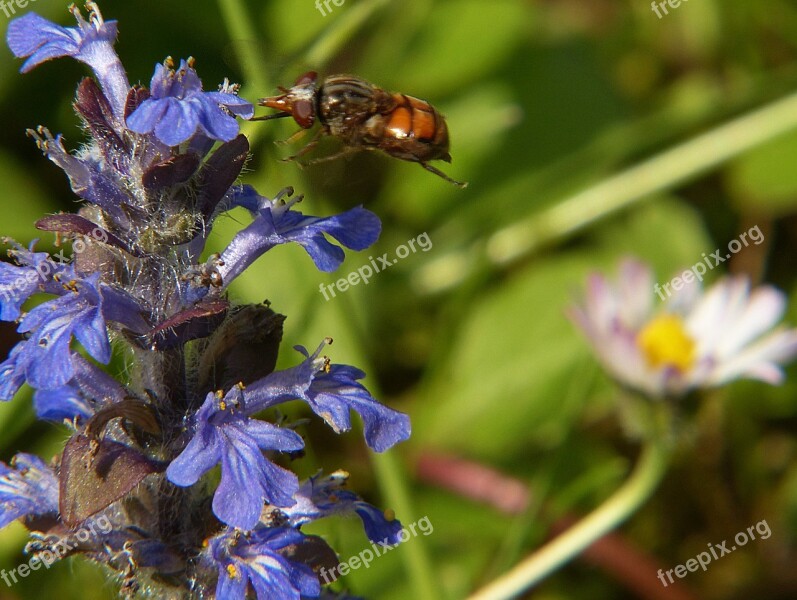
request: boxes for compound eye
[293,99,316,128]
[295,71,318,86]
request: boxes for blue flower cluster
[1,3,409,598]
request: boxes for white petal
[687,277,749,354]
[707,328,797,385]
[584,273,617,332]
[618,259,654,328]
[715,286,786,357]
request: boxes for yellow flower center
[636,314,696,372]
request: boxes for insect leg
[420,162,468,189]
[298,145,359,167]
[276,127,312,147]
[281,128,325,163]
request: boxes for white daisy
[569,259,797,398]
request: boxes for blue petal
[27,129,132,220]
[213,421,301,529]
[196,98,240,142]
[313,207,382,252]
[211,527,320,600]
[33,384,93,422]
[296,235,346,272]
[147,62,175,97]
[155,99,200,146]
[73,303,112,363]
[0,245,58,321]
[245,344,410,452]
[126,59,251,146]
[353,501,403,545]
[124,97,169,134]
[204,92,255,119]
[167,392,304,529]
[166,396,222,486]
[215,570,248,600]
[166,429,222,486]
[7,14,76,70]
[0,453,59,529]
[283,473,403,545]
[16,275,113,389]
[218,200,381,286]
[71,353,127,404]
[98,285,149,334]
[31,354,120,421]
[23,313,76,389]
[249,565,314,600]
[311,368,412,452]
[0,265,37,320]
[7,8,129,117]
[244,419,306,454]
[229,184,261,212]
[0,343,27,400]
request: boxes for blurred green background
[2,0,797,598]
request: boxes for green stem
[216,0,269,94]
[371,451,439,600]
[303,0,391,67]
[466,437,671,600]
[417,89,797,294]
[332,291,439,600]
[487,89,797,265]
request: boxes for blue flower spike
[1,3,410,597]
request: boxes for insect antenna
[249,112,292,122]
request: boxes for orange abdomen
[385,94,448,147]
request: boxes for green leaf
[362,0,527,97]
[414,198,711,459]
[592,196,714,280]
[413,253,602,459]
[727,128,797,214]
[0,151,61,244]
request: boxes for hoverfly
[253,71,467,188]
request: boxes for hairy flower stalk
[1,3,409,598]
